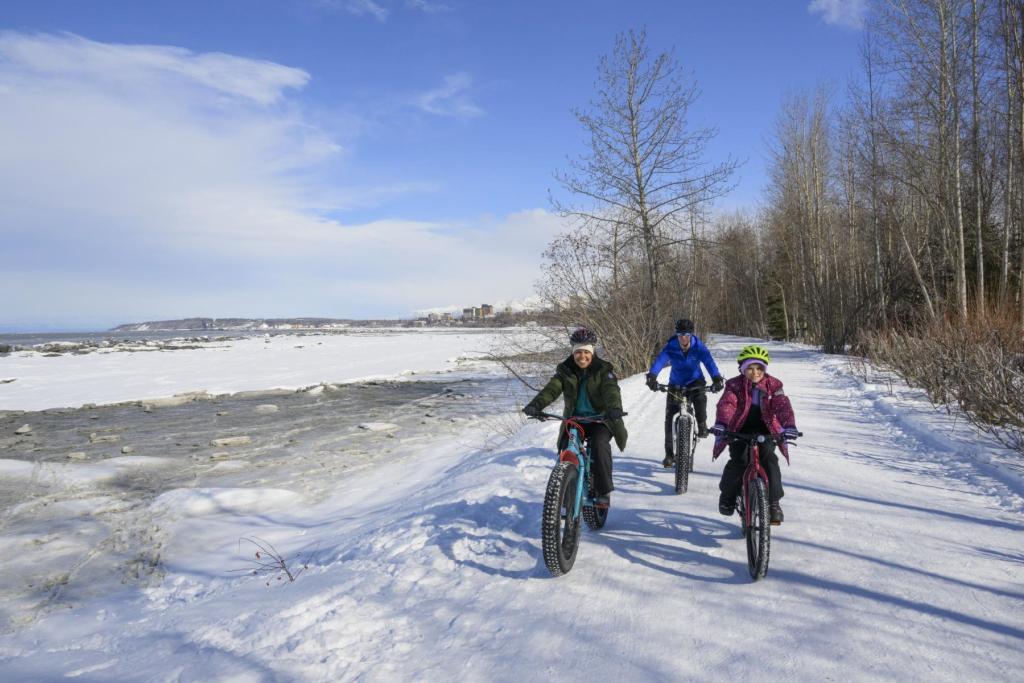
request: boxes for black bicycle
[719,429,801,580]
[656,383,711,494]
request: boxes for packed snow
[0,333,1022,681]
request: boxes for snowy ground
[0,334,1022,681]
[0,328,537,411]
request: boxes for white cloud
[0,32,552,327]
[0,31,308,104]
[416,73,483,119]
[808,0,867,29]
[317,0,390,21]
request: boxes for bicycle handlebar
[655,382,711,393]
[716,429,803,444]
[528,412,627,422]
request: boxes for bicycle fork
[742,445,767,527]
[559,445,592,521]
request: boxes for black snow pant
[663,381,708,456]
[579,422,614,496]
[718,438,784,504]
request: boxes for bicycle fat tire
[674,416,692,494]
[542,461,582,576]
[745,478,771,580]
[582,470,607,530]
[582,503,607,530]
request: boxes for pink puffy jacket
[712,374,797,462]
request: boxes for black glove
[605,407,624,420]
[523,404,540,417]
[645,373,659,391]
[710,375,724,393]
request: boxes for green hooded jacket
[525,354,628,451]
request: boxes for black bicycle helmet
[569,327,598,345]
[675,318,694,335]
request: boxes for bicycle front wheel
[745,478,771,580]
[674,416,692,494]
[541,461,582,576]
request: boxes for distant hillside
[110,318,385,332]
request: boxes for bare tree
[549,28,736,367]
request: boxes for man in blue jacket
[646,318,724,467]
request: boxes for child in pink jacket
[712,345,798,524]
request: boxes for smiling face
[572,348,593,369]
[677,333,692,350]
[743,362,766,384]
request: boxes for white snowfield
[0,328,531,411]
[1,336,1023,681]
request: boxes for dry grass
[856,312,1024,454]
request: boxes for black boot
[662,452,674,468]
[769,502,784,525]
[719,494,735,516]
[697,423,709,438]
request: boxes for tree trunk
[972,0,985,314]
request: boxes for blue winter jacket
[649,335,722,387]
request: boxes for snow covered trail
[1,337,1022,681]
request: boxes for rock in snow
[357,422,399,432]
[209,435,252,447]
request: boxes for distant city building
[481,304,494,317]
[462,307,475,319]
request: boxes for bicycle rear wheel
[745,478,771,580]
[688,427,697,472]
[674,416,692,494]
[541,461,582,576]
[582,471,607,530]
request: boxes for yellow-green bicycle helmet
[736,344,770,365]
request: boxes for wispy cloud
[808,0,867,29]
[316,0,390,22]
[406,0,453,14]
[0,30,308,104]
[0,32,547,327]
[416,73,483,119]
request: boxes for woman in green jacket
[523,328,627,508]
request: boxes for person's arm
[524,373,563,414]
[648,341,672,378]
[773,387,796,429]
[698,340,723,382]
[714,380,738,428]
[598,364,624,415]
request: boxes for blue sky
[1,0,866,331]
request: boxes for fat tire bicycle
[718,429,801,581]
[656,383,711,494]
[530,412,624,577]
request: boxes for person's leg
[584,422,614,497]
[686,381,709,436]
[718,441,746,514]
[759,440,784,502]
[759,440,785,523]
[663,391,680,465]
